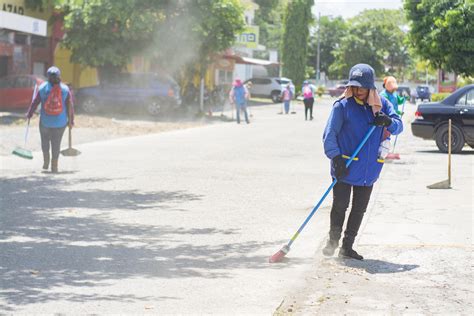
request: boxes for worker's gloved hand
[373,111,392,127]
[332,155,348,180]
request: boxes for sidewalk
[275,108,473,315]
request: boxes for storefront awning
[224,54,280,66]
[0,11,47,36]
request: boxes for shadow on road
[0,175,296,310]
[338,258,419,274]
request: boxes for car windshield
[277,79,290,85]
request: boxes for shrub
[431,93,450,102]
[316,86,325,97]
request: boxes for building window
[31,35,47,48]
[0,30,10,43]
[14,33,28,45]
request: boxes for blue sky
[312,0,404,18]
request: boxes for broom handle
[24,83,38,147]
[287,125,377,248]
[68,126,72,149]
[24,118,30,147]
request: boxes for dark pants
[329,181,373,249]
[40,124,66,161]
[303,97,314,120]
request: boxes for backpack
[44,84,63,115]
[303,86,313,98]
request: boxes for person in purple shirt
[26,66,74,173]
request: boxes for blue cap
[346,64,376,89]
[47,66,61,77]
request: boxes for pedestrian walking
[281,84,293,114]
[229,78,250,124]
[302,80,315,120]
[380,76,407,115]
[322,64,403,260]
[26,66,74,173]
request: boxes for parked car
[328,80,348,97]
[244,77,294,103]
[0,75,45,111]
[397,85,411,99]
[75,72,181,116]
[411,84,474,153]
[411,85,431,103]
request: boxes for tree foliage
[58,0,244,79]
[281,0,313,85]
[404,0,474,76]
[307,16,347,79]
[329,9,410,79]
[254,0,286,57]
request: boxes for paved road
[276,100,474,315]
[1,98,472,314]
[1,100,335,313]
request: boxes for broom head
[61,147,81,156]
[269,245,290,263]
[385,153,400,160]
[12,147,33,160]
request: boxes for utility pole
[316,12,321,84]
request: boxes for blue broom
[12,118,33,160]
[269,125,377,263]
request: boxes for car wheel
[271,91,281,103]
[146,99,166,116]
[80,98,99,113]
[435,123,465,153]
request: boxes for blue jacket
[323,96,403,186]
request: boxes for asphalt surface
[1,98,472,314]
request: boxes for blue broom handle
[287,125,377,248]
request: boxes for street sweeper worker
[380,76,406,115]
[301,80,315,121]
[322,64,403,260]
[26,66,74,173]
[229,78,250,124]
[281,84,293,114]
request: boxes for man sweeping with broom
[26,66,74,173]
[322,64,403,260]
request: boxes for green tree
[59,0,243,80]
[329,9,410,79]
[404,0,474,77]
[307,16,347,79]
[254,0,286,59]
[281,0,313,86]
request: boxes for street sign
[0,10,47,36]
[235,26,259,49]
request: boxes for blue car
[75,73,182,116]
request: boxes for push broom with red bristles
[269,125,377,263]
[385,98,406,160]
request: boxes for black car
[411,84,474,153]
[75,73,181,116]
[413,85,431,102]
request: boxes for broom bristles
[12,147,33,160]
[269,245,290,263]
[386,153,401,160]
